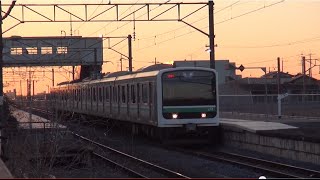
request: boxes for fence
[219,94,320,118]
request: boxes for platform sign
[3,36,103,67]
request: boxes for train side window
[78,89,81,101]
[118,85,120,103]
[93,87,97,102]
[126,84,129,104]
[137,83,140,103]
[149,82,153,104]
[131,84,136,103]
[105,86,109,102]
[142,84,148,103]
[99,87,102,102]
[113,86,117,103]
[121,86,126,103]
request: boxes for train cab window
[142,84,148,103]
[149,82,153,104]
[121,86,126,103]
[131,84,136,103]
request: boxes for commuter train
[51,66,219,142]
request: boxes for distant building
[173,60,241,84]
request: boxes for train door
[149,82,153,119]
[85,86,89,111]
[96,86,99,113]
[137,83,140,119]
[77,89,79,110]
[90,87,93,112]
[109,86,112,117]
[117,85,121,115]
[127,84,130,117]
[80,88,82,111]
[102,86,105,115]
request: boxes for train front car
[157,67,219,143]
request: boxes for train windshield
[162,70,216,106]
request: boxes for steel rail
[72,132,190,179]
[93,152,147,178]
[172,147,320,178]
[215,152,320,178]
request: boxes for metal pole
[277,57,281,119]
[0,1,4,129]
[20,80,22,106]
[263,68,267,116]
[120,57,123,71]
[28,71,32,129]
[128,34,132,72]
[208,0,215,69]
[302,56,306,95]
[52,68,54,87]
[72,66,75,81]
[32,80,34,97]
[0,1,3,157]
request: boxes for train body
[51,67,219,141]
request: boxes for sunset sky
[2,0,320,95]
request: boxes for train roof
[55,66,216,88]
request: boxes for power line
[73,0,104,32]
[220,35,320,49]
[134,0,285,53]
[215,0,285,25]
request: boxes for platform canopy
[3,36,103,67]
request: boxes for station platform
[220,115,320,165]
[11,108,66,129]
[0,159,13,178]
[220,115,320,143]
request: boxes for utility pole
[28,71,32,129]
[128,34,132,72]
[277,57,281,119]
[0,1,4,129]
[32,80,35,97]
[120,56,123,71]
[0,1,17,147]
[72,66,75,81]
[208,0,215,69]
[302,56,306,95]
[52,68,54,87]
[277,57,281,95]
[304,54,318,78]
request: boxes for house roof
[288,74,320,84]
[260,71,294,79]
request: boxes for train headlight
[172,113,178,119]
[201,113,207,118]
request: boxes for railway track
[171,148,320,178]
[15,104,320,178]
[72,132,190,178]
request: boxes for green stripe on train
[162,107,216,113]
